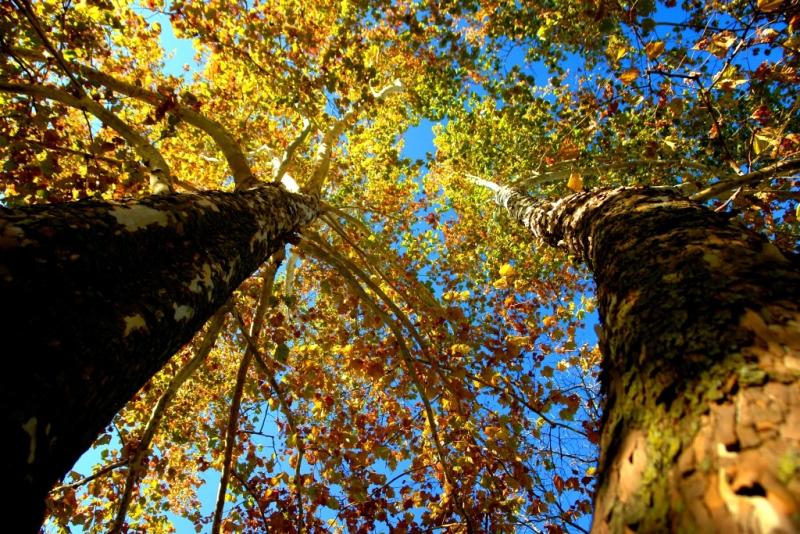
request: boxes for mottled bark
[0,184,318,532]
[495,186,800,532]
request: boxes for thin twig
[51,459,128,492]
[10,0,84,96]
[232,308,306,532]
[297,239,476,532]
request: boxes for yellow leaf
[753,128,778,155]
[451,343,471,356]
[567,172,583,193]
[498,263,516,277]
[645,41,665,60]
[757,0,783,12]
[605,35,629,65]
[492,276,509,289]
[708,31,737,58]
[784,35,800,52]
[567,171,584,192]
[619,68,639,85]
[713,65,747,91]
[795,203,800,219]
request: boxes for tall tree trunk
[0,184,318,532]
[494,186,800,532]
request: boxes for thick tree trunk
[495,186,800,532]
[0,184,318,532]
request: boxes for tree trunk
[495,186,800,532]
[0,184,318,532]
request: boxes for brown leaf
[757,0,783,12]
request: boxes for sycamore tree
[1,0,799,533]
[429,0,800,531]
[2,0,593,532]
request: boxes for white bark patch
[187,263,215,295]
[281,174,300,192]
[196,198,221,212]
[123,314,147,336]
[223,257,239,284]
[249,227,268,252]
[22,417,37,464]
[110,205,169,231]
[173,303,194,321]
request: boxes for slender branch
[19,138,121,165]
[302,231,431,357]
[210,333,252,534]
[0,81,172,194]
[12,47,256,189]
[320,201,373,234]
[210,254,283,534]
[691,158,800,201]
[274,117,312,185]
[109,306,229,533]
[9,0,85,97]
[50,459,128,492]
[414,357,587,437]
[320,213,442,317]
[231,469,269,532]
[304,79,404,195]
[233,308,306,532]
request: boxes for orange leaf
[645,41,665,60]
[618,68,639,85]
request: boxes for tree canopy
[1,0,798,531]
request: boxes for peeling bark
[0,184,318,532]
[495,186,800,532]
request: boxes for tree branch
[9,0,85,97]
[0,81,173,194]
[296,238,476,531]
[12,47,256,189]
[274,116,312,186]
[304,79,404,195]
[233,308,307,532]
[50,459,128,492]
[691,158,800,201]
[210,254,283,534]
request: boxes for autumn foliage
[1,0,798,531]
